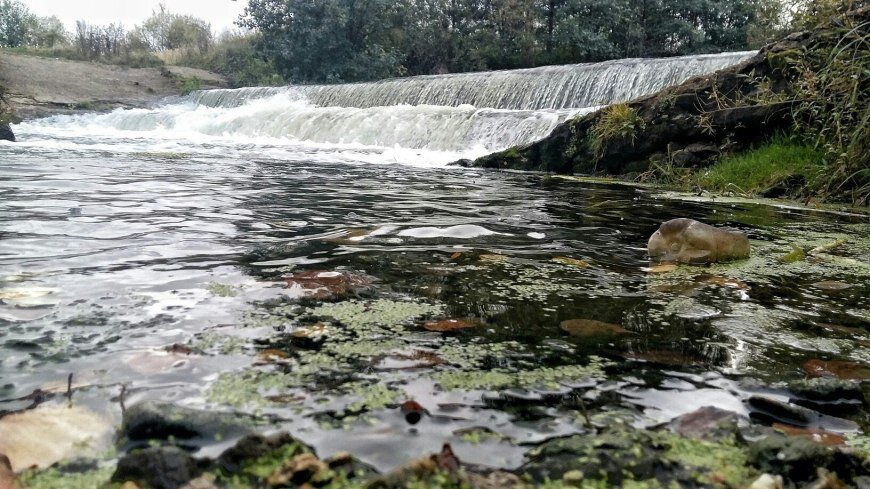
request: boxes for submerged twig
[809,238,847,255]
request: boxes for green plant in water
[589,103,645,157]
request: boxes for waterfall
[21,51,754,165]
[189,51,754,111]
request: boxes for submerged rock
[648,218,750,264]
[0,123,13,142]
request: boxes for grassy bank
[691,135,825,197]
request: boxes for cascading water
[16,51,754,166]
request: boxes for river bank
[462,6,869,206]
[0,51,228,120]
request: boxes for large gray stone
[0,123,14,142]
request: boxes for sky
[19,0,248,34]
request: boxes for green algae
[345,381,404,412]
[18,465,116,489]
[207,368,298,408]
[433,357,608,391]
[208,281,239,297]
[191,331,248,355]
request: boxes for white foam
[397,224,505,239]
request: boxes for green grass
[694,135,825,195]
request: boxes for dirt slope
[0,52,229,120]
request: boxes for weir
[189,51,755,111]
[25,51,754,156]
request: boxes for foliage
[239,0,769,83]
[178,76,202,95]
[165,31,285,87]
[590,103,645,155]
[0,0,35,47]
[788,1,869,204]
[131,3,212,54]
[694,134,825,195]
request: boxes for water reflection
[1,151,868,471]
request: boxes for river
[0,52,868,481]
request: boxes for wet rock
[648,218,750,264]
[217,432,313,475]
[122,401,254,450]
[522,431,660,485]
[112,447,200,489]
[749,434,869,486]
[787,377,865,415]
[803,359,870,380]
[0,404,114,471]
[670,143,719,167]
[666,406,740,440]
[747,396,816,426]
[0,123,13,142]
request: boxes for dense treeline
[239,0,784,83]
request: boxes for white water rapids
[13,51,754,167]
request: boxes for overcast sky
[20,0,248,34]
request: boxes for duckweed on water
[208,281,239,297]
[434,358,608,391]
[310,299,444,329]
[191,331,248,355]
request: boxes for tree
[0,0,35,48]
[134,3,213,53]
[240,0,403,82]
[27,16,70,48]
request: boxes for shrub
[589,103,645,156]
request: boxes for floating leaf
[374,349,445,370]
[560,319,629,337]
[450,252,463,260]
[803,359,870,380]
[423,318,478,332]
[283,270,371,299]
[772,423,845,446]
[256,348,290,364]
[552,256,589,268]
